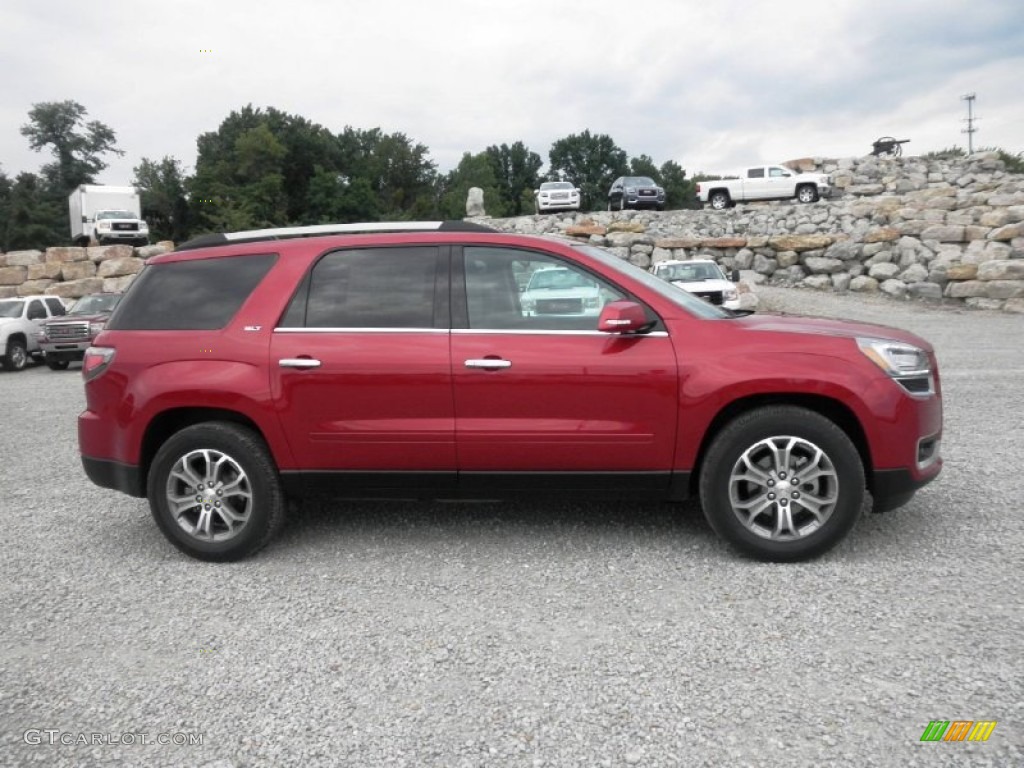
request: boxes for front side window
[769,167,790,178]
[290,247,439,329]
[462,247,624,331]
[108,253,276,330]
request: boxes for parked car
[0,295,67,371]
[534,181,581,214]
[36,293,121,370]
[79,221,943,563]
[608,176,666,211]
[519,267,608,317]
[651,259,742,310]
[696,165,833,210]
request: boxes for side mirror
[533,189,539,195]
[598,301,648,334]
[730,269,740,282]
[82,215,88,223]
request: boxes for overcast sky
[2,0,1022,187]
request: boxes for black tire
[147,422,285,561]
[1,338,28,372]
[709,191,731,210]
[796,184,819,204]
[698,406,865,562]
[46,358,70,371]
[618,197,627,212]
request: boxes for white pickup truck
[696,165,833,210]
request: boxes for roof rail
[175,220,496,252]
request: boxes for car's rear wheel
[699,406,865,561]
[709,191,731,210]
[147,422,285,561]
[1,339,28,371]
[797,184,819,203]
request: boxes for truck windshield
[69,294,120,315]
[96,210,135,220]
[0,300,25,318]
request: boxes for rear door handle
[465,358,511,370]
[279,358,321,369]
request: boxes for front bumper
[537,198,580,212]
[40,339,91,360]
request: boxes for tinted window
[44,298,66,316]
[748,168,765,178]
[298,247,438,328]
[769,167,790,177]
[108,254,276,330]
[27,300,46,320]
[463,247,624,331]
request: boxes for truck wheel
[797,185,819,203]
[1,339,28,371]
[709,191,731,210]
[147,422,285,562]
[46,358,70,371]
[699,405,865,561]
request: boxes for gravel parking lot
[1,288,1021,768]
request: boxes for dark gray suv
[608,176,666,211]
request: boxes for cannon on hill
[872,137,910,157]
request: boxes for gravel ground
[1,288,1021,768]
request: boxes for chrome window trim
[274,327,448,334]
[452,329,669,337]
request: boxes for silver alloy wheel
[9,342,27,370]
[797,185,816,203]
[710,192,728,210]
[728,435,839,540]
[164,448,252,542]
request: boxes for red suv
[79,222,943,562]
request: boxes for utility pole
[961,93,978,154]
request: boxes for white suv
[534,181,581,214]
[650,260,741,310]
[0,295,68,371]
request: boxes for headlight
[724,289,739,301]
[584,296,600,309]
[857,337,934,395]
[521,299,535,312]
[625,186,636,193]
[89,321,107,336]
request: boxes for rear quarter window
[107,253,277,330]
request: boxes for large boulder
[44,278,104,298]
[466,187,485,217]
[97,257,145,278]
[45,247,89,263]
[4,250,44,267]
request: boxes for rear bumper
[82,455,145,498]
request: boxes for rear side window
[282,247,440,329]
[108,254,276,330]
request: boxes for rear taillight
[82,346,115,381]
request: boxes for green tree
[548,131,628,211]
[132,156,192,243]
[1,172,64,251]
[304,166,379,223]
[358,129,438,218]
[485,142,543,216]
[20,100,123,193]
[659,160,697,210]
[437,152,504,219]
[628,154,660,180]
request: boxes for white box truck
[69,185,150,246]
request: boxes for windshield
[0,300,25,319]
[70,294,121,315]
[540,182,574,191]
[625,177,656,187]
[96,210,135,220]
[572,245,730,319]
[655,263,724,282]
[526,269,597,291]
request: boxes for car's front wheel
[699,406,865,561]
[147,422,285,561]
[1,338,28,371]
[797,184,819,203]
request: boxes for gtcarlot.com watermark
[24,729,203,746]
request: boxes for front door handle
[465,358,511,370]
[279,358,321,369]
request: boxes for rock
[868,262,900,280]
[606,232,652,247]
[768,234,832,252]
[733,249,754,269]
[849,183,885,196]
[565,225,607,237]
[776,251,800,268]
[804,256,844,274]
[920,225,966,242]
[136,243,174,259]
[738,292,760,310]
[907,283,943,300]
[654,237,702,249]
[628,251,651,268]
[1002,298,1024,313]
[17,279,55,295]
[828,241,862,260]
[944,280,988,298]
[803,275,832,290]
[701,237,746,249]
[103,275,137,293]
[983,280,1024,300]
[4,250,44,267]
[97,257,145,278]
[752,254,778,275]
[608,221,647,234]
[945,264,978,280]
[0,266,27,285]
[650,247,673,264]
[988,222,1024,241]
[87,244,134,263]
[831,273,852,292]
[977,260,1024,281]
[965,297,1005,310]
[44,278,104,298]
[899,264,929,283]
[0,286,17,299]
[61,261,97,281]
[863,227,901,243]
[45,246,89,263]
[27,263,63,280]
[466,187,485,217]
[979,210,1012,228]
[880,279,908,297]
